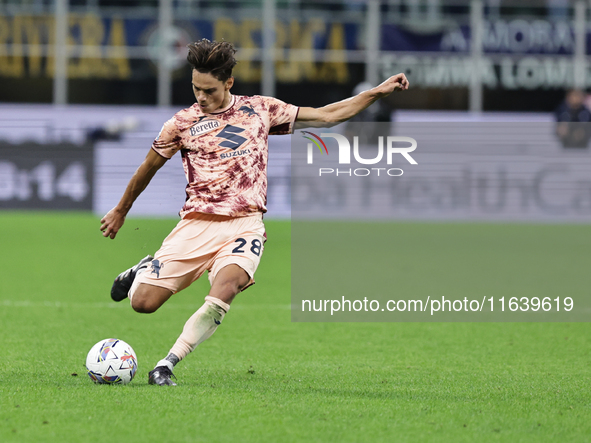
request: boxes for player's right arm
[101,117,181,239]
[100,149,168,239]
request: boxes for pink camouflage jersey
[152,95,299,218]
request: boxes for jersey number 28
[232,238,262,256]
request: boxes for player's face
[192,70,234,113]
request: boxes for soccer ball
[85,338,138,385]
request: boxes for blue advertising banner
[382,20,578,55]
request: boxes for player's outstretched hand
[375,73,409,97]
[100,207,126,239]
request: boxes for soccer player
[100,39,409,386]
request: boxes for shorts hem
[135,274,180,294]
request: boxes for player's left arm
[294,73,409,129]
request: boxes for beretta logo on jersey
[190,119,221,137]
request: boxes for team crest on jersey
[239,105,258,117]
[190,119,221,137]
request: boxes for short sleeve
[151,118,182,159]
[264,97,299,135]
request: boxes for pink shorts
[134,212,266,294]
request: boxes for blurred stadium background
[1,0,590,221]
[3,3,591,441]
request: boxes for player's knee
[210,266,250,300]
[130,284,172,313]
[130,288,160,314]
[131,296,159,313]
[133,302,158,314]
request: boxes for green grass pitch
[0,212,590,442]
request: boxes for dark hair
[186,39,237,82]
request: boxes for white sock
[155,353,180,371]
[167,296,230,362]
[155,359,174,372]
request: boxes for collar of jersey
[203,95,236,116]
